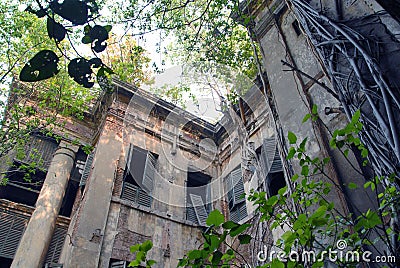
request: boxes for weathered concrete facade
[0,73,280,267]
[1,1,399,267]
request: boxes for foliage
[13,0,114,88]
[129,240,157,268]
[129,109,399,267]
[0,1,99,183]
[178,209,251,267]
[109,0,260,78]
[101,34,153,88]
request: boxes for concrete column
[11,141,79,268]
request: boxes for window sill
[110,196,202,228]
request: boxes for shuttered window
[142,153,155,193]
[19,135,58,170]
[186,171,212,225]
[121,182,152,207]
[260,138,283,174]
[79,150,95,187]
[190,194,208,226]
[109,260,128,268]
[227,168,245,209]
[260,138,286,197]
[229,202,247,223]
[0,210,28,259]
[121,145,156,208]
[0,209,66,265]
[226,168,247,223]
[44,226,67,265]
[245,142,257,172]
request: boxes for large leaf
[89,25,109,52]
[49,0,89,25]
[20,50,59,82]
[206,210,225,227]
[47,17,66,42]
[68,58,94,88]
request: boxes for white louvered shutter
[262,138,283,174]
[231,168,244,206]
[80,150,95,186]
[142,152,155,193]
[190,194,208,226]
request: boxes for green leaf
[299,137,308,152]
[291,174,299,181]
[84,25,91,34]
[50,0,89,25]
[47,17,66,42]
[104,25,112,32]
[302,113,311,123]
[238,234,252,244]
[141,240,153,252]
[206,210,225,227]
[266,195,279,206]
[177,259,188,267]
[312,104,318,115]
[287,147,296,159]
[208,235,220,251]
[288,131,297,144]
[129,259,141,267]
[222,221,239,229]
[82,35,92,44]
[130,244,140,253]
[188,250,202,260]
[278,186,287,196]
[229,223,251,237]
[146,260,156,266]
[351,110,361,124]
[348,182,358,189]
[301,165,309,176]
[271,258,285,268]
[20,50,59,82]
[211,250,223,265]
[311,205,327,219]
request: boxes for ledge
[110,196,203,228]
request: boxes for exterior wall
[61,84,222,267]
[252,0,381,217]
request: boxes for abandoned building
[1,0,400,267]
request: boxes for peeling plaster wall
[99,203,203,268]
[254,0,381,218]
[61,88,221,267]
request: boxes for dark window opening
[0,148,83,217]
[186,170,211,225]
[121,145,156,208]
[109,259,127,268]
[0,161,45,206]
[292,20,302,36]
[109,259,141,268]
[0,257,13,268]
[58,149,87,217]
[267,171,286,197]
[17,134,58,170]
[258,138,286,197]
